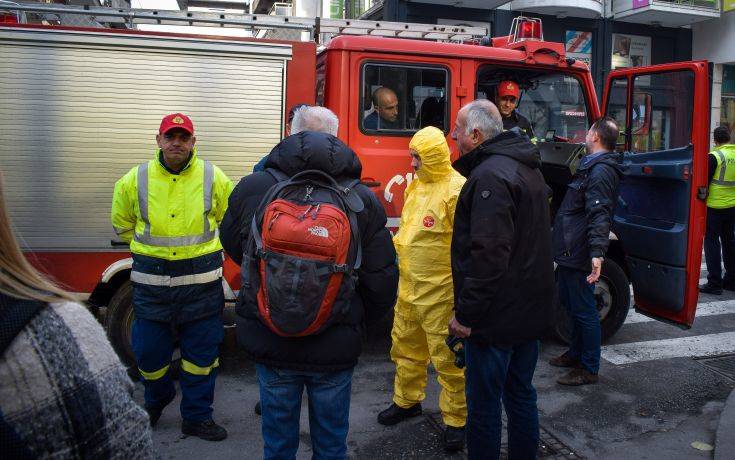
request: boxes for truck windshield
[477,68,589,143]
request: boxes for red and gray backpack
[242,169,364,337]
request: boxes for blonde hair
[0,172,73,302]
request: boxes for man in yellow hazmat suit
[377,126,467,451]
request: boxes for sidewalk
[715,388,735,460]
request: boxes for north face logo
[308,226,329,238]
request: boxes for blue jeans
[464,340,540,460]
[556,265,600,374]
[256,364,353,460]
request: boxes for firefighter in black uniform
[496,80,535,140]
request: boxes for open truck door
[602,61,710,328]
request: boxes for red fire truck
[0,6,709,366]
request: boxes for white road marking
[601,331,735,365]
[624,299,735,324]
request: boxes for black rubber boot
[377,402,422,426]
[181,419,228,441]
[443,425,466,452]
[144,390,175,427]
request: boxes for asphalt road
[137,260,735,459]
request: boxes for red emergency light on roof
[511,17,543,43]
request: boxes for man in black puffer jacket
[448,99,555,460]
[549,116,623,386]
[220,127,398,459]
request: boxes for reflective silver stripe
[134,228,218,247]
[134,160,217,247]
[203,160,214,236]
[131,267,223,287]
[712,150,735,186]
[137,162,152,238]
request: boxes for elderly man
[111,113,233,440]
[377,126,467,451]
[449,100,554,459]
[220,106,398,459]
[495,80,534,139]
[365,87,401,130]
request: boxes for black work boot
[699,283,723,295]
[181,419,228,441]
[144,390,176,427]
[443,425,465,452]
[377,402,422,426]
[254,401,262,416]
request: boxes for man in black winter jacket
[448,99,555,460]
[219,129,398,459]
[549,117,622,386]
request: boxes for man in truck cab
[495,80,535,140]
[700,126,735,295]
[550,117,623,386]
[365,86,401,130]
[111,113,233,440]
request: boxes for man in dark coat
[549,117,622,386]
[448,99,555,459]
[219,128,398,459]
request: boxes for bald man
[365,87,401,130]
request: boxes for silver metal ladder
[0,3,488,42]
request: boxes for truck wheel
[552,259,631,344]
[106,280,136,368]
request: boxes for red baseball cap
[498,81,520,99]
[159,113,194,135]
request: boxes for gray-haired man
[448,100,554,459]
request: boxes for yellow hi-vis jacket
[393,126,466,325]
[111,149,233,260]
[708,144,735,209]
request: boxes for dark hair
[591,116,619,151]
[288,103,309,124]
[714,126,731,145]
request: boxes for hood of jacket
[263,131,362,180]
[408,126,454,183]
[577,151,624,177]
[452,128,540,177]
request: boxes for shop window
[361,63,449,134]
[721,65,735,133]
[631,71,694,153]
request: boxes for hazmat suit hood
[409,126,454,183]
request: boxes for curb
[715,388,735,460]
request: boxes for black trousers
[704,206,735,286]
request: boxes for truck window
[361,63,449,134]
[631,71,694,153]
[477,67,589,143]
[605,77,629,152]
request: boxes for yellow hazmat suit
[391,126,467,428]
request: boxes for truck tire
[552,258,631,344]
[106,280,136,368]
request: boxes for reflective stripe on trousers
[134,160,216,246]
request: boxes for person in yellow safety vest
[377,126,468,451]
[111,113,233,440]
[701,126,735,295]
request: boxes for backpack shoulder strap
[265,168,290,183]
[0,294,47,354]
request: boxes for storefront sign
[633,0,650,8]
[611,33,651,70]
[565,30,592,67]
